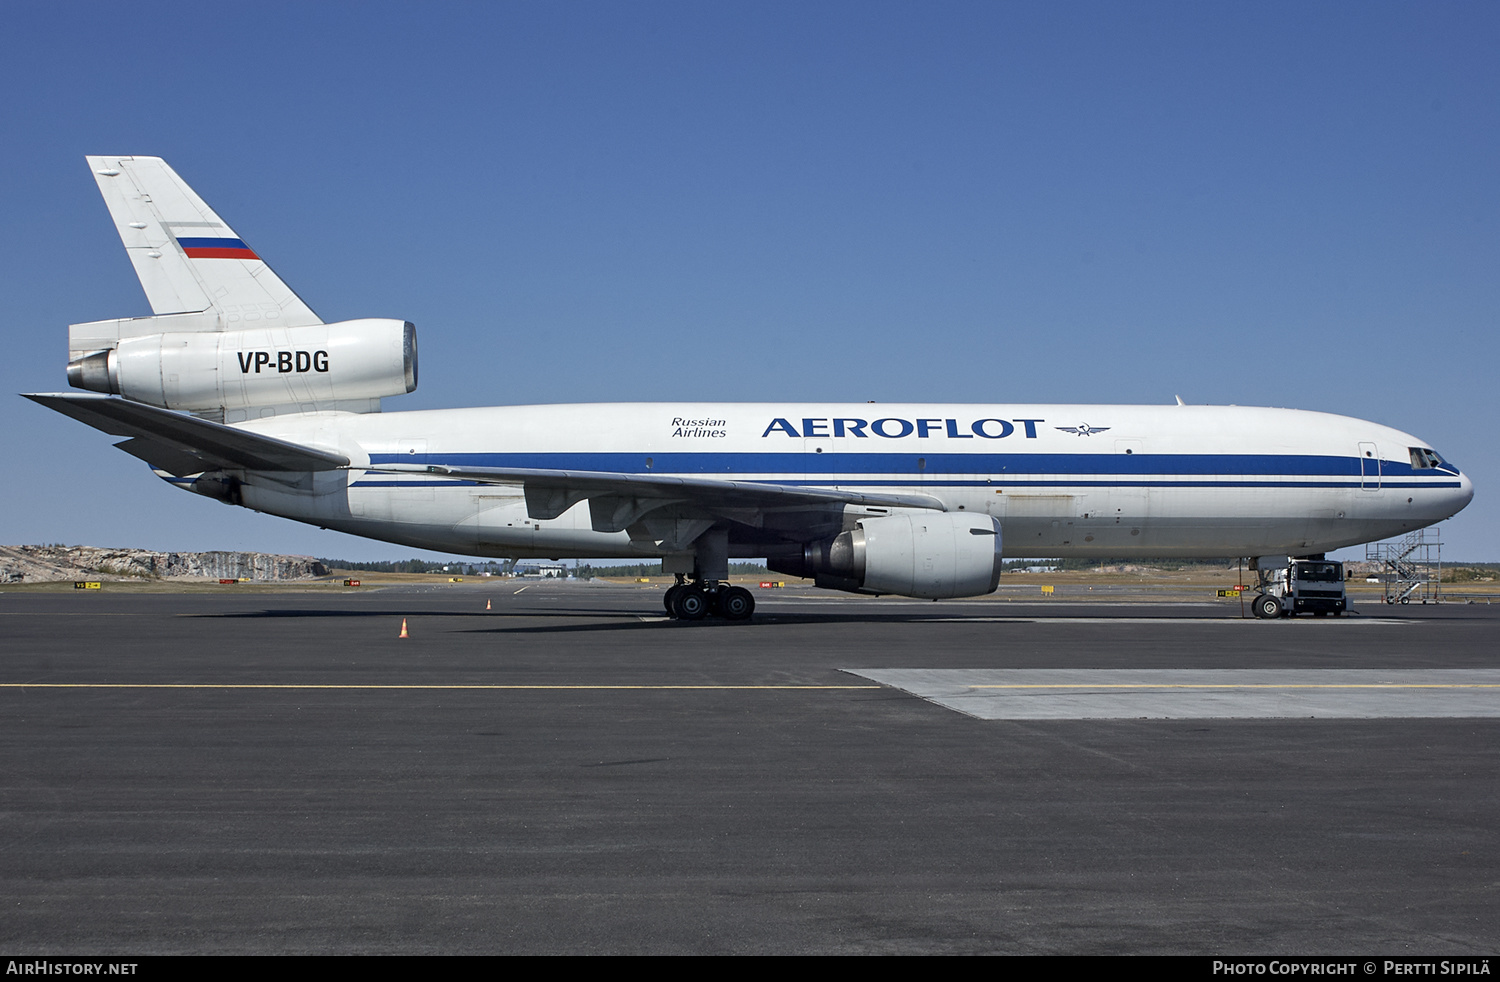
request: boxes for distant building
[517,563,568,578]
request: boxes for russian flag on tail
[176,236,259,260]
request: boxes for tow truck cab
[1252,557,1347,618]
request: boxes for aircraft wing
[372,462,949,531]
[24,393,349,474]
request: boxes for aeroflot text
[762,418,1047,439]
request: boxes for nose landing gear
[1254,594,1284,619]
[663,576,755,621]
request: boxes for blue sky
[3,1,1496,560]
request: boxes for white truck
[1251,556,1348,618]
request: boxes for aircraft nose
[1445,470,1475,519]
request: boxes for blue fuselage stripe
[365,450,1458,481]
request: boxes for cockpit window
[1409,447,1446,470]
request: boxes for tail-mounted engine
[67,317,416,418]
[770,511,1003,599]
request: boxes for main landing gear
[663,576,755,622]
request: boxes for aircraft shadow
[190,607,655,620]
[456,611,1040,634]
[184,605,1269,632]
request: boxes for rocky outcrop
[0,545,329,583]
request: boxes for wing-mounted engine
[770,511,1003,599]
[67,317,417,421]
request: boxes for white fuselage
[177,402,1472,560]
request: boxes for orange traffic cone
[399,617,409,638]
[486,599,492,610]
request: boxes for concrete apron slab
[847,669,1500,720]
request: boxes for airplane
[26,156,1474,621]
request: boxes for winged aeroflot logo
[1056,423,1111,436]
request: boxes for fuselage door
[1358,442,1380,490]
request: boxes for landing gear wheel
[1254,595,1282,619]
[719,586,755,621]
[664,584,683,615]
[671,586,709,621]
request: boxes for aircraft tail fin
[86,156,322,328]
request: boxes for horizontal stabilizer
[25,393,348,475]
[113,436,228,476]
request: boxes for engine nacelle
[772,511,1003,599]
[67,318,417,413]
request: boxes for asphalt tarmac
[1,581,1496,954]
